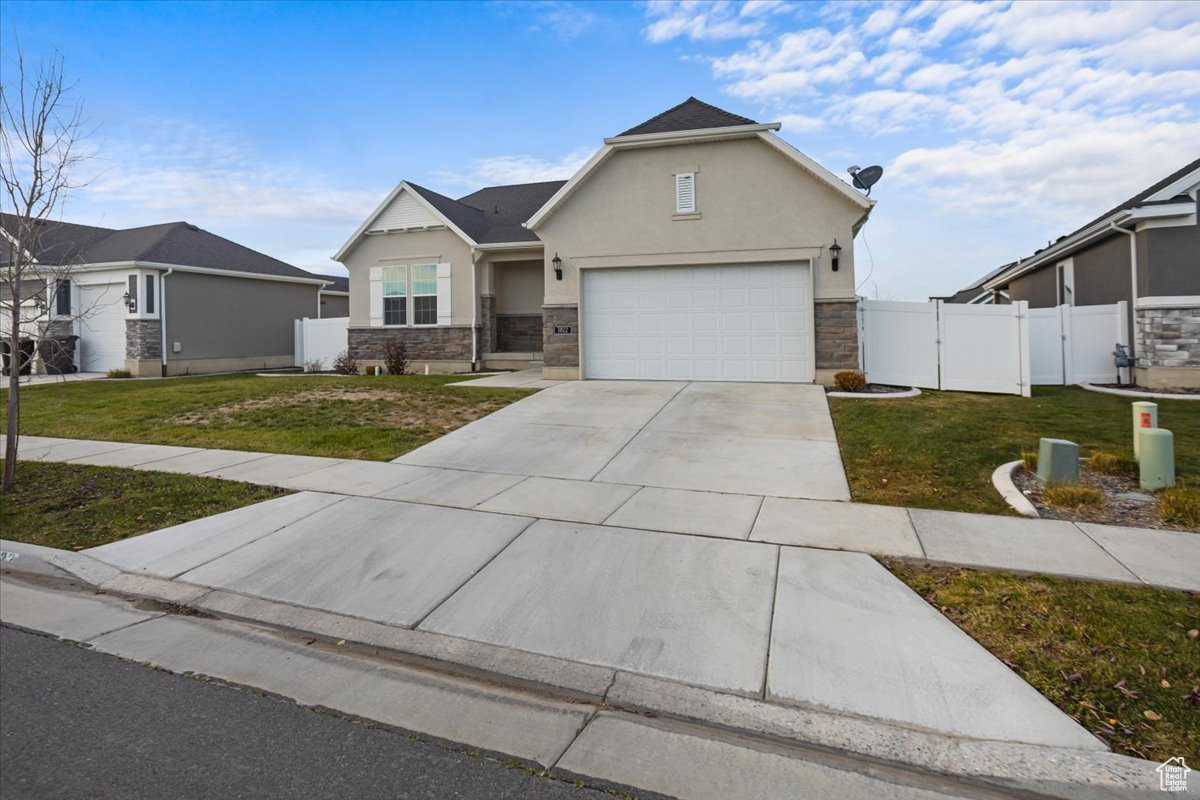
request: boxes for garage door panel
[78,283,127,373]
[582,264,812,383]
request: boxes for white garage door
[78,283,128,372]
[582,263,813,382]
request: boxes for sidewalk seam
[745,495,767,540]
[1071,523,1146,585]
[409,516,540,631]
[907,509,928,559]
[759,545,783,701]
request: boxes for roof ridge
[407,181,486,214]
[127,221,189,262]
[618,96,758,137]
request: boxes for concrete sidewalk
[17,434,1200,592]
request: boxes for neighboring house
[1,214,327,376]
[979,158,1200,388]
[318,274,349,317]
[335,97,875,383]
[935,262,1013,305]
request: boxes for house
[334,97,875,383]
[317,274,349,318]
[935,262,1013,305]
[1,214,328,376]
[979,158,1200,388]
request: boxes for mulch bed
[1094,383,1200,395]
[826,383,912,394]
[1013,465,1194,532]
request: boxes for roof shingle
[618,97,759,137]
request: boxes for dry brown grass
[1043,483,1104,509]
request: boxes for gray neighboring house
[335,97,875,383]
[953,158,1199,388]
[934,262,1013,305]
[1,213,327,376]
[318,274,349,317]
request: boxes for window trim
[144,273,156,315]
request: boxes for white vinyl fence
[860,299,1031,396]
[861,299,1128,395]
[1027,301,1128,385]
[294,316,348,370]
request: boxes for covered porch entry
[480,254,544,371]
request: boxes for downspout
[159,267,173,377]
[1108,217,1137,382]
[470,248,478,371]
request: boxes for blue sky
[3,0,1197,300]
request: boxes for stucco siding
[164,272,317,362]
[339,228,474,326]
[320,294,349,318]
[1138,223,1200,297]
[536,137,865,305]
[494,260,543,314]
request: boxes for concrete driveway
[394,381,850,501]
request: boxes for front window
[383,265,407,325]
[55,279,70,316]
[411,264,438,325]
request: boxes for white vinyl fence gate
[860,300,1128,396]
[294,316,348,370]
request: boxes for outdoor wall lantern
[552,253,563,281]
[829,240,842,272]
[122,291,137,312]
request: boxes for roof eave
[602,122,780,146]
[982,211,1135,291]
[332,180,480,262]
[65,260,329,286]
[756,132,873,211]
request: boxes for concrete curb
[1,551,1168,799]
[1078,382,1200,401]
[826,387,922,399]
[991,461,1040,518]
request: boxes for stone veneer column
[542,305,579,378]
[125,319,163,376]
[814,300,860,375]
[480,294,498,355]
[1135,305,1200,388]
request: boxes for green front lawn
[0,460,285,550]
[830,387,1200,515]
[8,373,532,461]
[889,563,1200,762]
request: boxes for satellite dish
[849,165,884,194]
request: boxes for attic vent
[675,172,696,214]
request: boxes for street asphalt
[0,625,645,800]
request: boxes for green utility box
[1037,438,1080,484]
[1139,428,1175,491]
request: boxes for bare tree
[1,46,93,489]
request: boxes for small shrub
[1044,484,1103,509]
[833,370,867,392]
[331,350,359,376]
[1159,484,1200,529]
[1020,450,1038,471]
[1089,451,1137,475]
[303,359,325,374]
[105,368,132,379]
[382,338,408,375]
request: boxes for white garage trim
[580,262,814,383]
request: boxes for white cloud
[778,112,825,132]
[903,62,968,90]
[525,1,596,39]
[644,0,768,43]
[434,147,593,191]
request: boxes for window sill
[672,212,702,221]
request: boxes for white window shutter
[436,263,452,326]
[369,267,383,326]
[675,172,696,213]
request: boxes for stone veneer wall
[125,319,162,361]
[1136,306,1200,368]
[497,315,542,352]
[542,305,579,368]
[480,295,497,355]
[814,300,859,371]
[349,326,474,363]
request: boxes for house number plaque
[553,325,574,335]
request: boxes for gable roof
[334,179,565,260]
[0,213,321,283]
[618,97,758,137]
[983,157,1200,290]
